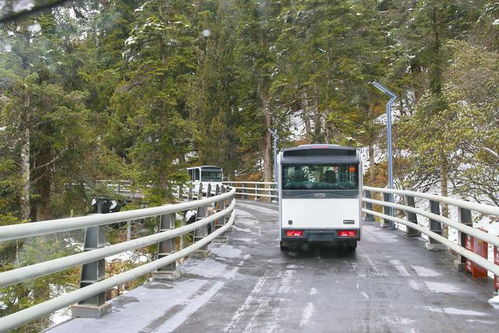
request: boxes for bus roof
[187,165,222,170]
[281,144,359,165]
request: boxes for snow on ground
[488,295,499,309]
[106,250,150,263]
[425,306,487,316]
[411,265,441,277]
[50,307,72,328]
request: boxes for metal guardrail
[0,186,236,332]
[223,181,278,199]
[362,186,499,279]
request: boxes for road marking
[408,280,420,290]
[299,302,315,327]
[356,282,369,300]
[277,270,295,294]
[154,281,225,332]
[390,259,410,276]
[359,247,380,275]
[410,265,441,277]
[310,288,317,295]
[424,281,465,294]
[223,272,269,332]
[224,267,239,279]
[425,306,486,316]
[241,270,285,333]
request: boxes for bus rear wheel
[280,241,289,251]
[340,241,357,252]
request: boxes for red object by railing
[464,228,488,279]
[494,243,499,291]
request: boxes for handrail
[223,181,277,185]
[231,186,278,192]
[363,197,499,247]
[0,189,234,242]
[224,181,279,199]
[363,186,499,216]
[235,193,276,198]
[0,200,236,289]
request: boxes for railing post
[197,183,203,200]
[223,186,231,225]
[152,212,181,280]
[382,193,393,229]
[254,183,258,201]
[214,186,228,243]
[364,190,375,221]
[188,187,193,201]
[405,195,421,237]
[71,198,111,318]
[193,187,210,258]
[454,207,472,271]
[425,200,446,251]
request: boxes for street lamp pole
[268,129,279,184]
[372,81,397,229]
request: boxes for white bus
[278,144,362,251]
[187,165,224,194]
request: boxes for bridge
[0,183,498,332]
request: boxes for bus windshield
[282,165,358,190]
[201,169,223,182]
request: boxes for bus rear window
[282,165,358,190]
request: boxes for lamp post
[268,129,279,184]
[372,81,397,230]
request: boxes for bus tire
[280,241,289,251]
[346,241,357,251]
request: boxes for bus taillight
[338,230,357,237]
[286,230,304,237]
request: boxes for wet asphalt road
[48,200,499,333]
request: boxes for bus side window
[194,169,200,181]
[188,169,193,181]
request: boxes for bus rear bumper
[280,228,360,245]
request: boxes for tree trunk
[262,97,272,182]
[312,98,322,143]
[34,170,51,221]
[324,122,333,144]
[20,125,31,222]
[301,91,312,141]
[440,149,449,237]
[369,143,375,183]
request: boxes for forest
[0,0,497,331]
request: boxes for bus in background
[278,144,362,251]
[187,165,224,195]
